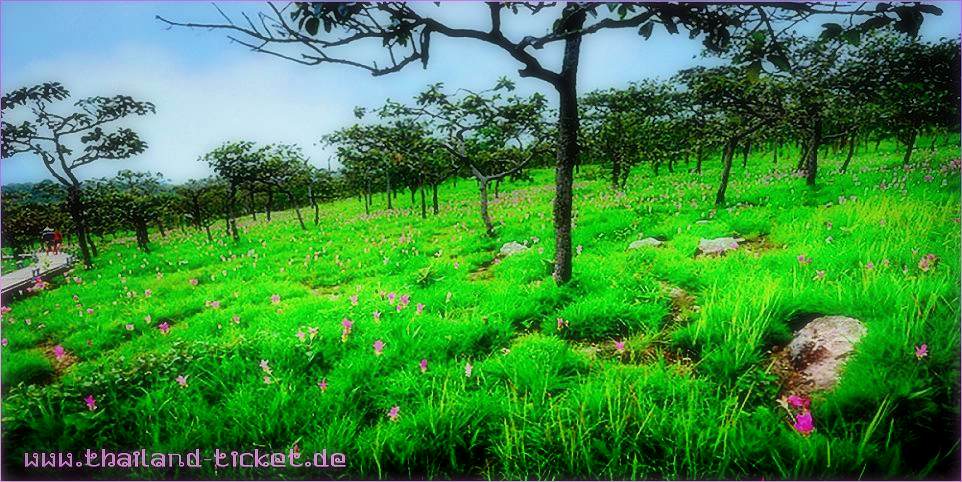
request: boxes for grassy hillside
[2,137,960,479]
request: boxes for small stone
[696,237,743,256]
[628,237,663,249]
[499,242,528,256]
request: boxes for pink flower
[232,315,241,324]
[350,294,358,306]
[176,375,188,388]
[915,344,928,360]
[86,308,94,315]
[270,294,281,305]
[318,378,328,392]
[556,317,569,331]
[465,362,473,378]
[387,405,400,421]
[1,338,7,347]
[373,339,385,356]
[614,340,626,353]
[259,360,272,374]
[189,278,199,286]
[144,289,152,297]
[144,315,152,324]
[797,254,812,265]
[158,322,170,334]
[396,304,403,313]
[125,324,135,331]
[0,306,10,315]
[373,310,381,322]
[576,245,583,255]
[419,358,428,373]
[786,394,810,409]
[400,294,410,306]
[814,270,826,280]
[341,318,354,342]
[865,261,875,270]
[263,376,272,384]
[84,395,97,411]
[308,326,318,338]
[53,345,65,361]
[296,330,306,342]
[416,303,425,315]
[793,410,814,435]
[387,292,396,304]
[918,254,938,272]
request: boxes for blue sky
[2,1,960,184]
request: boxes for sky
[1,1,960,185]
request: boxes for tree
[103,170,169,252]
[581,81,675,188]
[855,33,961,165]
[378,80,549,237]
[260,143,312,230]
[202,141,264,241]
[175,178,224,242]
[160,2,938,283]
[678,66,785,206]
[1,82,155,267]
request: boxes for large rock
[787,315,866,391]
[628,237,663,250]
[499,242,528,256]
[696,237,743,256]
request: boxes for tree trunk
[157,219,167,238]
[386,174,393,209]
[550,7,585,285]
[902,128,917,166]
[248,190,257,220]
[494,179,501,199]
[479,179,496,238]
[204,224,213,242]
[715,140,736,206]
[805,120,822,187]
[266,190,274,221]
[432,183,439,215]
[227,186,239,241]
[66,187,93,268]
[419,184,427,219]
[841,133,857,173]
[287,192,306,230]
[695,146,703,174]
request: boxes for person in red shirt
[52,229,63,254]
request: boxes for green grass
[1,136,959,479]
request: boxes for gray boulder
[628,237,663,250]
[787,315,866,391]
[696,237,743,256]
[499,242,528,256]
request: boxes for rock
[628,237,663,249]
[787,315,866,391]
[499,242,528,256]
[696,237,743,256]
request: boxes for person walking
[52,229,63,254]
[40,227,54,254]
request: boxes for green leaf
[305,17,319,36]
[746,60,762,82]
[767,52,791,71]
[638,21,654,39]
[820,23,843,40]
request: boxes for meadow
[2,137,960,479]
